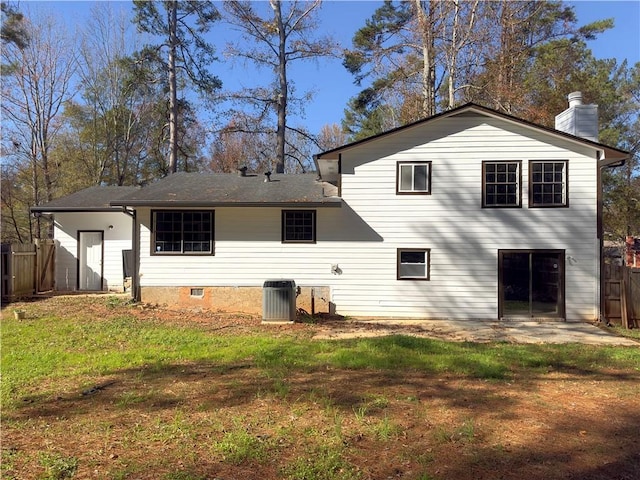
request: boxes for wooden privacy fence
[1,240,55,299]
[603,264,640,328]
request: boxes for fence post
[621,270,629,329]
[626,267,639,329]
[1,244,10,298]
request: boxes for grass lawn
[2,295,639,480]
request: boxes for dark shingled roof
[110,172,341,207]
[31,186,139,213]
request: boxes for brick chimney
[555,91,599,142]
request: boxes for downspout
[338,154,342,198]
[120,206,139,302]
[597,152,605,322]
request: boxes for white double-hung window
[397,248,431,280]
[397,161,431,194]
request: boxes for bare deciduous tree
[69,2,156,187]
[223,0,337,173]
[438,0,480,109]
[1,12,76,239]
[316,123,349,152]
[209,116,274,174]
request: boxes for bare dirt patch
[2,295,640,480]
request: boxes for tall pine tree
[132,0,221,174]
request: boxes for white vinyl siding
[334,116,598,320]
[137,114,600,321]
[54,212,132,292]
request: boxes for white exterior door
[78,231,103,290]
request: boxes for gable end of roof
[315,103,629,163]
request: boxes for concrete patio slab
[313,318,639,345]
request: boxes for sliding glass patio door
[499,250,564,319]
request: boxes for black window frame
[396,161,432,195]
[482,161,522,208]
[282,210,316,244]
[397,248,431,280]
[529,160,569,208]
[151,210,214,256]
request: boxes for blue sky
[21,0,640,135]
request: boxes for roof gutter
[598,153,627,169]
[30,207,125,213]
[109,200,342,208]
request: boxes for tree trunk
[168,0,178,174]
[272,0,287,174]
[446,0,478,109]
[497,0,512,113]
[40,152,54,203]
[414,0,436,117]
[30,138,41,241]
[448,1,459,109]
